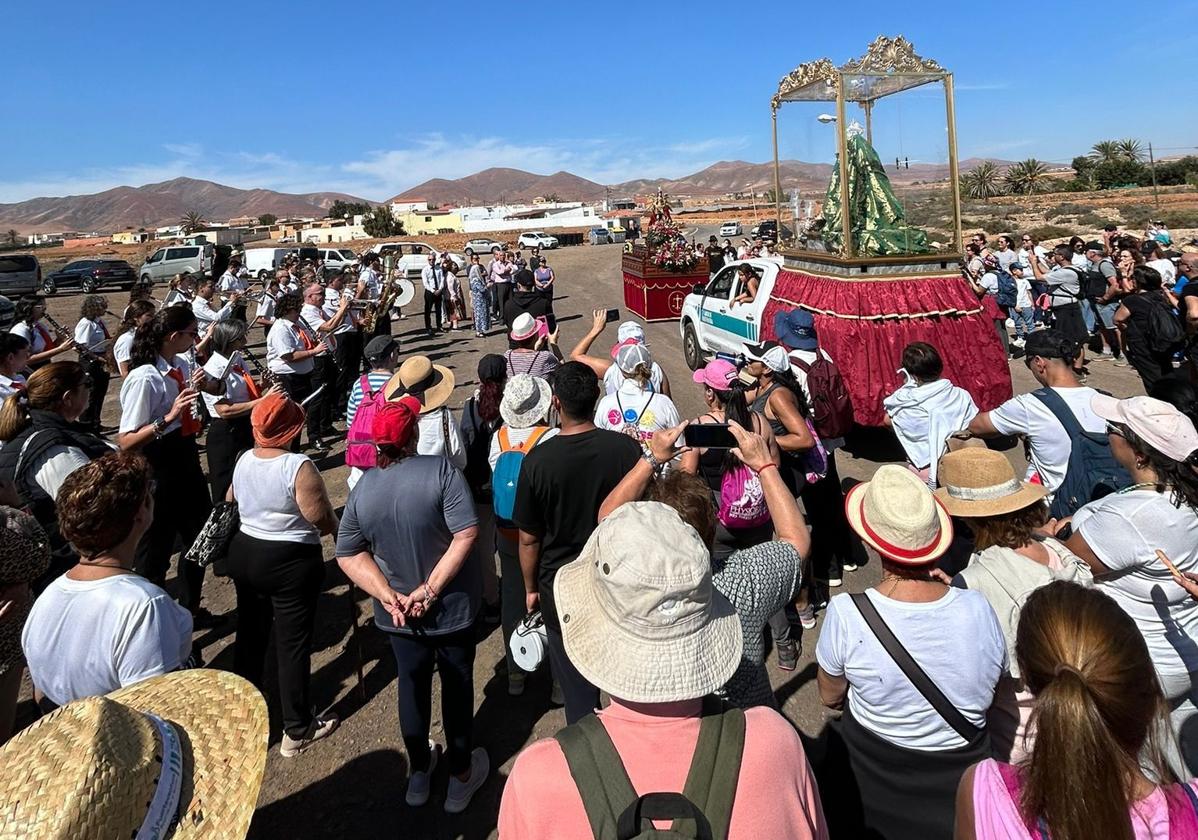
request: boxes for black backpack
[460,397,501,503]
[1032,388,1130,518]
[1145,295,1186,354]
[555,696,745,839]
[1080,260,1112,300]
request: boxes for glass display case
[770,36,962,263]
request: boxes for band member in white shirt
[359,253,392,339]
[72,295,114,433]
[301,283,350,437]
[0,333,29,399]
[11,296,73,369]
[323,272,361,416]
[255,276,282,340]
[117,306,221,624]
[421,252,446,337]
[218,257,249,321]
[192,278,239,336]
[113,300,156,377]
[163,272,196,308]
[266,292,329,453]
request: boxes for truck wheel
[683,322,704,371]
[258,270,269,280]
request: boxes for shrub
[962,217,1009,235]
[1075,212,1108,229]
[1028,225,1074,241]
[1161,209,1198,228]
[1047,202,1090,217]
[1117,204,1154,226]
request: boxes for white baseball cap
[1091,394,1198,462]
[617,321,646,343]
[616,342,653,375]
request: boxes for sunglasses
[1106,421,1127,439]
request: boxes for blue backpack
[492,426,550,525]
[1032,388,1130,518]
[995,269,1017,309]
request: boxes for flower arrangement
[645,217,698,272]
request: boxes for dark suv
[754,220,793,244]
[43,259,139,294]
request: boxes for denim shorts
[1094,300,1120,329]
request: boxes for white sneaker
[405,741,441,807]
[444,747,490,814]
[827,577,843,588]
[842,563,859,572]
[279,713,339,757]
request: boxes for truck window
[707,266,738,300]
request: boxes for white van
[243,248,293,279]
[138,244,214,284]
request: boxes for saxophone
[363,254,398,333]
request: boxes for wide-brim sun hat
[0,669,268,839]
[384,355,455,413]
[845,464,953,565]
[500,373,552,428]
[1091,393,1198,462]
[934,447,1048,518]
[773,308,818,351]
[554,502,742,703]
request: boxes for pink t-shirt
[498,698,829,839]
[972,758,1198,839]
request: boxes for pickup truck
[679,258,782,370]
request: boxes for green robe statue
[822,128,930,256]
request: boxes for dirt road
[20,243,1149,839]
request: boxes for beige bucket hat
[934,448,1048,518]
[553,502,742,703]
[844,464,953,565]
[0,669,268,839]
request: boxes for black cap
[364,336,398,362]
[1024,328,1078,363]
[1085,240,1105,253]
[478,353,505,383]
[514,268,535,287]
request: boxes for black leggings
[226,533,324,738]
[206,416,253,504]
[134,431,211,611]
[388,627,476,775]
[279,371,314,450]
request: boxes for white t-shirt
[816,587,1006,750]
[300,303,332,355]
[417,407,466,470]
[22,573,193,706]
[1147,257,1177,288]
[1070,251,1090,269]
[1019,245,1049,277]
[1014,275,1033,309]
[266,318,314,376]
[113,331,135,368]
[594,380,681,444]
[1075,488,1198,677]
[987,386,1105,492]
[603,361,665,395]
[487,425,560,471]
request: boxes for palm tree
[1090,140,1121,164]
[1116,138,1145,162]
[4,230,18,247]
[179,210,207,234]
[1004,159,1051,195]
[961,161,1003,201]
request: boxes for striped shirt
[346,371,391,426]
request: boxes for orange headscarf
[251,392,306,448]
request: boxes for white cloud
[0,133,755,204]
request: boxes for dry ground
[16,241,1156,839]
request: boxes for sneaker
[508,672,526,697]
[1100,348,1114,358]
[1011,337,1026,348]
[797,605,816,630]
[1113,357,1129,367]
[550,681,564,706]
[280,713,340,757]
[444,747,490,814]
[827,577,843,588]
[405,740,441,807]
[842,563,859,572]
[776,639,799,672]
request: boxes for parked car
[319,248,357,274]
[0,254,41,297]
[518,231,559,249]
[0,295,14,331]
[42,259,138,294]
[139,244,215,284]
[367,241,467,278]
[719,221,742,237]
[588,227,612,245]
[462,238,504,257]
[751,220,792,243]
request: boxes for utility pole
[1149,142,1160,211]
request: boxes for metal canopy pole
[772,107,782,240]
[836,76,852,258]
[944,73,963,254]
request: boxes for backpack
[1145,295,1185,354]
[344,375,386,469]
[1081,260,1112,300]
[1032,388,1131,518]
[554,696,745,840]
[492,426,549,524]
[792,352,854,439]
[995,268,1017,308]
[717,464,770,529]
[461,397,501,502]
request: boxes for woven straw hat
[0,670,268,839]
[844,464,953,565]
[554,502,742,703]
[934,448,1047,518]
[384,355,455,414]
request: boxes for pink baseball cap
[692,359,739,390]
[1091,394,1198,461]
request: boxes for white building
[389,199,429,214]
[458,202,601,233]
[299,224,368,244]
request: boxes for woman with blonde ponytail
[0,362,113,587]
[956,581,1197,840]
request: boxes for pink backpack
[717,464,771,529]
[345,375,386,469]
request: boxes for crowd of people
[3,222,1198,840]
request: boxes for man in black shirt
[503,269,551,331]
[705,235,725,277]
[513,362,641,723]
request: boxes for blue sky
[2,0,1195,203]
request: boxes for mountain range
[1,159,1035,233]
